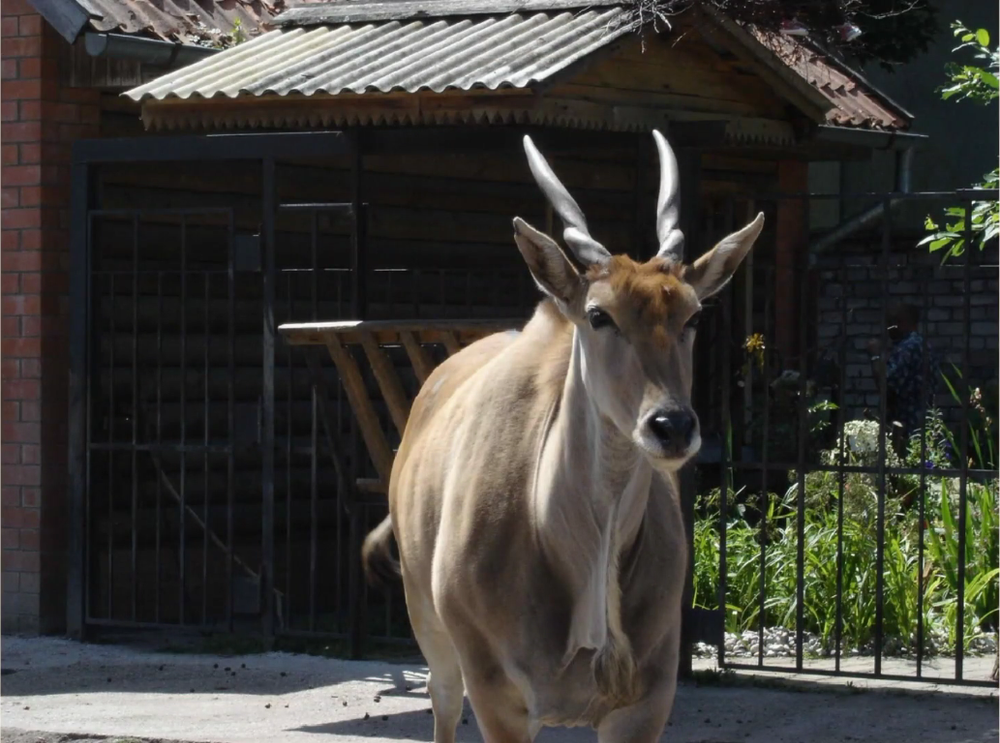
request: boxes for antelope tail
[361,515,401,587]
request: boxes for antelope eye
[685,311,702,330]
[587,307,616,331]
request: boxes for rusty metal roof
[63,0,280,46]
[758,32,911,131]
[125,7,636,99]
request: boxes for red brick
[2,252,40,273]
[1,187,18,209]
[0,77,41,101]
[18,568,39,593]
[20,442,39,461]
[0,443,18,464]
[17,15,41,36]
[1,316,18,337]
[0,274,18,294]
[0,59,16,80]
[0,121,40,142]
[79,105,100,126]
[58,86,99,104]
[19,315,39,337]
[1,570,19,592]
[2,295,41,316]
[19,273,41,293]
[2,378,40,400]
[0,144,17,164]
[4,591,40,616]
[17,186,41,207]
[1,0,38,16]
[1,399,17,418]
[0,486,18,507]
[3,550,40,574]
[18,143,40,164]
[17,99,40,121]
[0,359,17,379]
[0,465,39,486]
[19,360,39,378]
[2,230,21,252]
[0,36,41,59]
[1,164,39,186]
[18,528,38,552]
[18,229,40,251]
[0,337,41,358]
[0,18,17,37]
[19,507,39,528]
[0,100,15,121]
[0,207,40,229]
[16,56,42,79]
[19,487,39,507]
[0,528,18,549]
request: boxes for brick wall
[815,239,999,423]
[1,1,100,634]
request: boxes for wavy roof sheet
[125,7,634,101]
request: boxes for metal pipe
[809,145,915,259]
[84,32,216,68]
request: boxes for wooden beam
[400,331,435,385]
[359,331,411,438]
[441,331,462,356]
[323,335,395,482]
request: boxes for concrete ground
[1,637,997,743]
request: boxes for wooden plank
[441,331,462,356]
[359,331,411,438]
[279,319,521,347]
[276,0,624,25]
[400,331,435,385]
[322,335,395,483]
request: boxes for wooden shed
[64,0,922,648]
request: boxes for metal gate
[67,131,539,653]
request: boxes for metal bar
[203,271,210,625]
[179,215,188,625]
[916,267,930,678]
[757,268,773,668]
[155,271,163,624]
[67,161,91,638]
[720,662,998,688]
[262,156,278,637]
[73,131,352,165]
[350,130,366,320]
[717,240,732,669]
[794,195,808,671]
[107,272,116,620]
[310,211,319,634]
[227,210,236,633]
[131,214,139,623]
[874,198,890,676]
[955,201,973,681]
[286,271,294,628]
[834,249,847,673]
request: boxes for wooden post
[775,161,808,366]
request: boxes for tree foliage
[919,22,999,261]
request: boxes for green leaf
[980,71,1000,90]
[976,28,990,47]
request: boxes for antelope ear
[685,212,765,300]
[512,217,584,307]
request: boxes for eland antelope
[363,131,764,743]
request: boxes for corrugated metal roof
[125,7,634,100]
[759,32,910,131]
[79,0,280,46]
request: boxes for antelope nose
[649,410,696,449]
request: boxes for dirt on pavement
[1,637,997,743]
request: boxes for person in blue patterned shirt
[866,303,940,450]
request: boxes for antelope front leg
[595,678,678,743]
